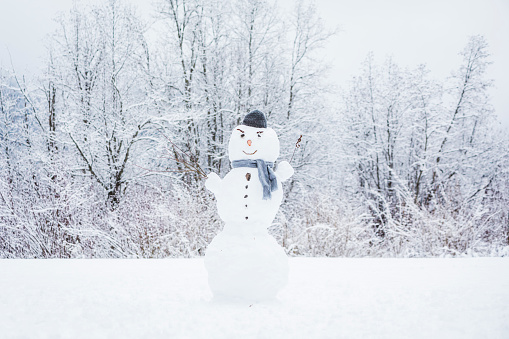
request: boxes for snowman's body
[205,111,293,301]
[216,167,283,232]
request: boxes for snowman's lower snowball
[205,227,288,301]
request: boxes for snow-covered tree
[336,36,507,255]
[49,0,152,208]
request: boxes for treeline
[0,0,507,258]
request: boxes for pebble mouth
[242,150,257,155]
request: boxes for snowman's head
[228,110,280,162]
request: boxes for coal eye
[240,134,245,138]
[257,134,262,138]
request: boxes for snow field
[0,257,508,339]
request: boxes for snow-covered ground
[1,257,508,339]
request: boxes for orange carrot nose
[247,140,252,146]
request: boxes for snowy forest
[1,0,508,258]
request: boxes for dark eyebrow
[257,131,264,134]
[237,128,245,133]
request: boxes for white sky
[1,0,508,126]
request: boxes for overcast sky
[1,0,508,126]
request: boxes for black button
[244,195,248,198]
[245,185,248,189]
[245,216,249,220]
[246,173,251,181]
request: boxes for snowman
[204,110,294,301]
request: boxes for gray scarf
[231,159,278,200]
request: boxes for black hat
[242,110,267,128]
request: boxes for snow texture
[0,258,508,339]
